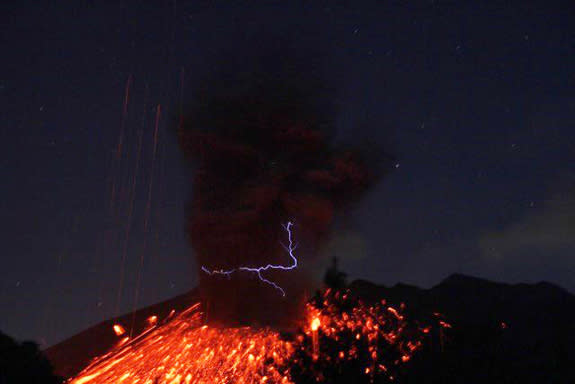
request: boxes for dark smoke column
[178,60,384,326]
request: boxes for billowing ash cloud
[178,49,390,326]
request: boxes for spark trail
[201,221,298,296]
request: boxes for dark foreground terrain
[351,274,575,383]
[3,274,574,383]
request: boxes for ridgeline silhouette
[0,331,61,384]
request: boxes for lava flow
[70,290,428,384]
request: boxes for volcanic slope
[44,274,575,383]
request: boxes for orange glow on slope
[71,291,429,384]
[293,290,425,382]
[71,304,292,384]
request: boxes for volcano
[43,273,575,383]
[46,288,424,384]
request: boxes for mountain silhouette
[0,331,62,384]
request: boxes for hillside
[44,289,200,379]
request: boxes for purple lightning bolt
[201,221,298,296]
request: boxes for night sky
[1,1,574,347]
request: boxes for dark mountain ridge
[350,274,575,383]
[40,273,575,382]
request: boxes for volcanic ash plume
[178,56,386,326]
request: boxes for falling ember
[71,291,430,384]
[112,324,126,336]
[311,317,320,360]
[147,315,158,326]
[310,317,320,332]
[439,320,452,329]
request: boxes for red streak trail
[130,104,161,334]
[116,74,132,159]
[115,129,143,317]
[144,104,161,232]
[109,74,132,214]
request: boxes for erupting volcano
[69,51,415,383]
[70,290,427,384]
[176,51,391,327]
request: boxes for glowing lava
[112,324,126,336]
[70,290,428,384]
[70,303,292,384]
